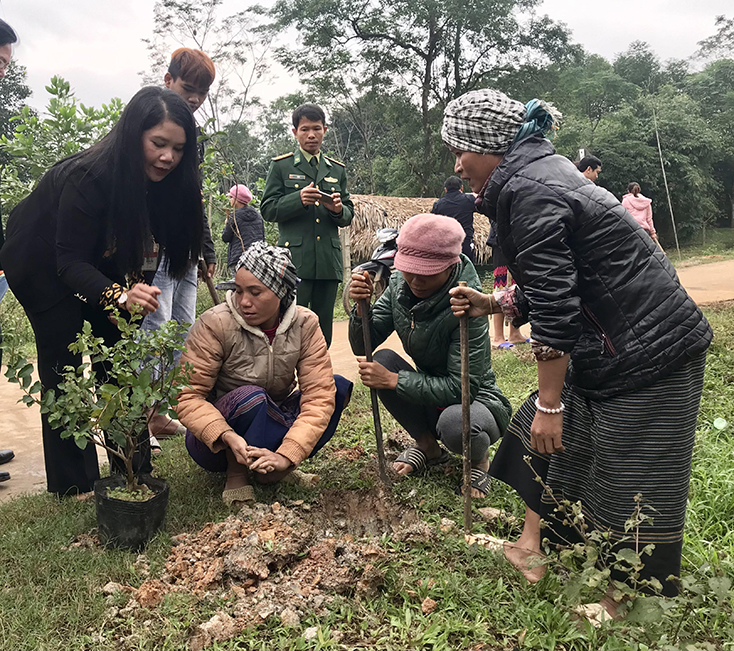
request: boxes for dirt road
[2,258,732,502]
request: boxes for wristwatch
[118,292,128,309]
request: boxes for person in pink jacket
[622,183,658,244]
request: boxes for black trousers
[25,295,151,496]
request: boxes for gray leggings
[373,349,501,462]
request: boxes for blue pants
[186,375,353,472]
[141,255,198,365]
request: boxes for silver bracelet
[534,396,565,414]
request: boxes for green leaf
[614,547,642,568]
[708,576,732,601]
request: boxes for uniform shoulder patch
[324,155,345,167]
[272,152,294,161]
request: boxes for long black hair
[74,86,203,279]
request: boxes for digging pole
[359,298,391,486]
[458,281,472,534]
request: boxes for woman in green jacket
[348,213,511,497]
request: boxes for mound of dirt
[113,490,434,649]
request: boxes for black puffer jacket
[478,133,712,398]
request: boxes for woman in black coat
[1,87,204,496]
[445,90,711,615]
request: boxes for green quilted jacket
[349,255,512,433]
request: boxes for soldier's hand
[300,182,321,206]
[350,271,373,317]
[329,193,343,214]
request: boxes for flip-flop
[394,447,449,476]
[222,484,255,505]
[509,338,531,345]
[454,467,492,497]
[281,469,320,488]
[492,342,514,350]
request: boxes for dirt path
[2,258,733,502]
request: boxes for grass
[672,227,734,268]
[2,304,734,649]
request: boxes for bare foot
[503,542,547,583]
[148,413,185,438]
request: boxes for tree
[142,0,271,133]
[694,15,734,61]
[0,61,32,168]
[265,0,579,195]
[0,77,122,213]
[613,41,663,92]
[686,58,734,225]
[555,55,638,147]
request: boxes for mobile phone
[318,189,335,202]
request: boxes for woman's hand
[530,411,565,455]
[221,430,249,466]
[356,357,398,390]
[245,446,292,474]
[349,271,373,316]
[449,285,493,318]
[124,283,162,316]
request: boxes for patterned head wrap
[236,241,299,306]
[442,89,561,155]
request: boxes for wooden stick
[458,280,472,535]
[199,259,221,306]
[359,298,391,486]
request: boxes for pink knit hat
[395,213,465,275]
[227,184,253,205]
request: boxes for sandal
[454,467,491,497]
[222,484,255,505]
[281,469,320,488]
[492,342,514,350]
[393,447,449,476]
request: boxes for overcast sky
[1,0,731,113]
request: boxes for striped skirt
[490,352,707,596]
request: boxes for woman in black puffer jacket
[445,90,711,614]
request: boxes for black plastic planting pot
[94,475,169,551]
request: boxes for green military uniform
[261,149,354,347]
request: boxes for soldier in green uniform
[261,104,354,347]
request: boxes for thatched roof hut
[348,194,492,265]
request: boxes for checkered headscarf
[442,89,527,155]
[236,241,299,306]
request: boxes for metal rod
[359,298,390,486]
[652,104,681,261]
[458,281,472,534]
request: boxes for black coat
[222,205,265,268]
[2,160,127,313]
[478,133,711,398]
[431,190,476,261]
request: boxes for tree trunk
[419,22,439,196]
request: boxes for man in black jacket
[431,176,476,262]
